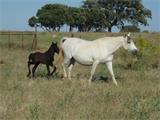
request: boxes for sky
[0,0,160,32]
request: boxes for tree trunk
[69,25,73,32]
[57,26,61,32]
[108,27,112,32]
[34,24,37,33]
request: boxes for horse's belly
[73,55,93,65]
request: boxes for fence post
[21,32,24,49]
[8,31,11,48]
[32,32,37,50]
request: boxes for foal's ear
[52,42,56,45]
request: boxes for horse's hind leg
[50,65,56,75]
[68,58,75,80]
[27,62,31,77]
[32,63,39,77]
[62,58,71,79]
[88,61,99,84]
[46,64,51,76]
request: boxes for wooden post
[21,32,24,49]
[8,31,11,48]
[71,33,74,37]
[32,32,37,50]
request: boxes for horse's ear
[127,32,131,37]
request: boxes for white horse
[58,33,138,85]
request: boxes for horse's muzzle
[131,49,138,55]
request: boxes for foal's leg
[32,63,39,77]
[46,64,51,76]
[88,61,99,84]
[105,61,117,86]
[27,62,31,77]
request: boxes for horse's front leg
[88,61,99,85]
[50,65,56,75]
[105,60,117,86]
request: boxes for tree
[120,25,140,32]
[66,7,81,32]
[28,0,151,32]
[87,8,108,32]
[83,0,152,32]
[28,16,39,32]
[36,4,67,32]
[67,7,107,32]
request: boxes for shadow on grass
[27,72,61,80]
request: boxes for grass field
[0,32,160,120]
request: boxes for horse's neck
[104,37,123,54]
[45,48,55,56]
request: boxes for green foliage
[136,36,160,69]
[28,16,38,28]
[87,7,108,32]
[28,0,152,32]
[36,4,67,32]
[83,0,151,32]
[121,25,140,32]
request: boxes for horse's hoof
[62,77,67,80]
[27,74,30,78]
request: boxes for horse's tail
[53,47,64,67]
[53,37,67,67]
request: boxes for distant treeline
[28,0,151,32]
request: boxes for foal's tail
[27,53,33,77]
[28,53,34,63]
[53,47,64,67]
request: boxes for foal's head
[48,42,59,54]
[122,33,138,55]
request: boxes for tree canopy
[28,0,152,32]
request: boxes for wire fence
[0,31,37,50]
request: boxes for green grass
[0,32,160,120]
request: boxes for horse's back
[61,37,102,64]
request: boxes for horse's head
[122,33,138,55]
[50,42,59,54]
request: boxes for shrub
[120,25,140,32]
